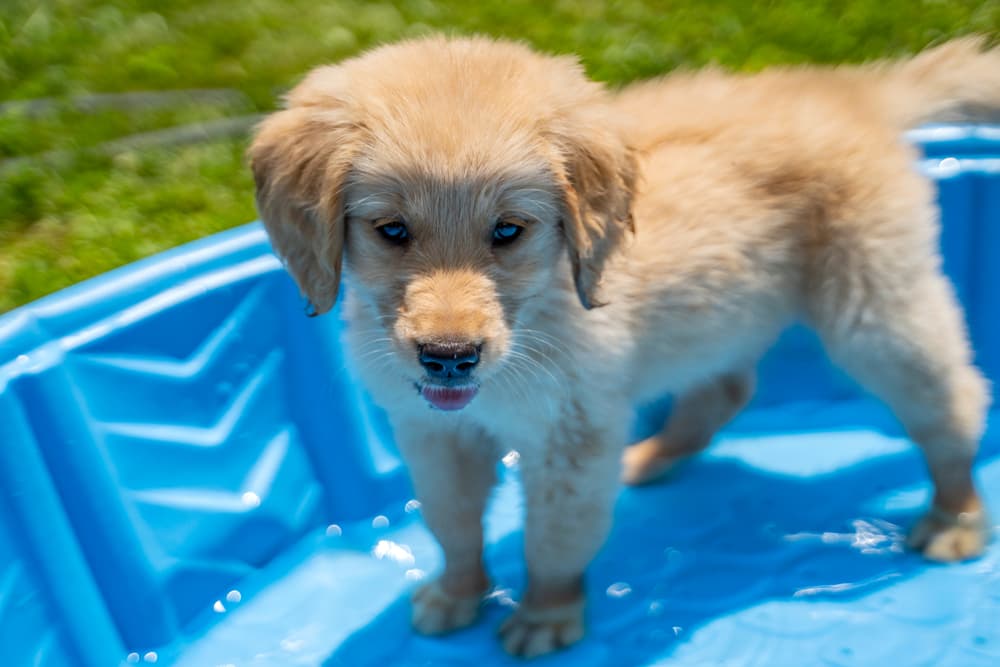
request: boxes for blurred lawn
[0,0,998,313]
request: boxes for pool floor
[165,399,1000,667]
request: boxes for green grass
[1,0,998,313]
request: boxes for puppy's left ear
[550,114,637,309]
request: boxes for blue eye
[492,220,524,246]
[376,219,409,245]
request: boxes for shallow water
[165,400,1000,667]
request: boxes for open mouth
[419,383,479,411]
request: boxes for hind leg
[815,271,990,561]
[622,371,755,485]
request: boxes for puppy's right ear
[249,103,361,315]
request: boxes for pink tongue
[421,385,478,411]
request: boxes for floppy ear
[550,117,637,309]
[249,104,361,316]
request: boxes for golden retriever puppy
[250,35,999,658]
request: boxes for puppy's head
[250,36,635,411]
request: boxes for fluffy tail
[875,36,1000,128]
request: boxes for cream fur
[250,35,999,658]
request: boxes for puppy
[250,35,999,658]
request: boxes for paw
[411,579,484,635]
[907,506,991,562]
[621,437,685,486]
[498,599,585,659]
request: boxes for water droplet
[226,590,242,603]
[672,626,683,636]
[404,499,422,513]
[372,514,389,528]
[126,654,140,664]
[213,600,226,613]
[144,652,158,663]
[648,600,665,616]
[372,539,415,565]
[606,582,632,598]
[241,491,261,508]
[502,450,521,468]
[497,595,519,608]
[485,586,518,607]
[938,157,960,175]
[326,524,342,537]
[405,568,426,581]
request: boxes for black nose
[419,341,480,380]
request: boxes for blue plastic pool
[1,125,999,667]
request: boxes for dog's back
[611,37,1000,365]
[615,37,1000,146]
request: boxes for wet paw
[621,437,686,486]
[498,599,585,659]
[411,580,484,635]
[907,506,991,562]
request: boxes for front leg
[396,423,498,635]
[499,420,622,658]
